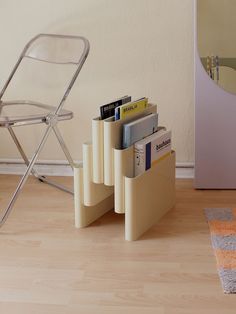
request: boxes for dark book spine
[100,100,122,119]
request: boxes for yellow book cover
[117,98,148,120]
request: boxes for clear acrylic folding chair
[0,34,90,226]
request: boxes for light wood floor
[0,175,236,313]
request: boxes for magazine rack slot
[82,142,114,206]
[114,145,134,214]
[92,117,104,184]
[74,166,114,228]
[103,103,157,186]
[124,151,175,241]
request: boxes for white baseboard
[0,159,74,176]
[0,159,194,179]
[176,166,194,179]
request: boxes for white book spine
[134,131,171,176]
[134,145,146,176]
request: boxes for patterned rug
[205,208,236,294]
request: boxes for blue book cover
[122,113,158,149]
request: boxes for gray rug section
[219,269,236,294]
[205,208,233,221]
[211,235,236,251]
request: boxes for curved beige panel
[82,142,114,206]
[92,117,104,184]
[73,166,84,228]
[74,166,114,228]
[114,146,134,214]
[103,103,157,186]
[124,152,175,241]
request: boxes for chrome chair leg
[37,176,73,194]
[8,126,73,195]
[52,125,75,169]
[0,126,53,227]
[8,127,40,178]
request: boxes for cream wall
[0,0,194,163]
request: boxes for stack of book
[99,96,172,176]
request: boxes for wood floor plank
[0,176,235,313]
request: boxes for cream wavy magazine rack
[74,103,175,241]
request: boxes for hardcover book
[122,113,158,149]
[100,95,131,120]
[134,129,171,176]
[114,97,148,121]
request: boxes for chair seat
[0,100,73,127]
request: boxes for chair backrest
[24,34,89,65]
[0,34,90,113]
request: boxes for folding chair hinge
[45,113,58,127]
